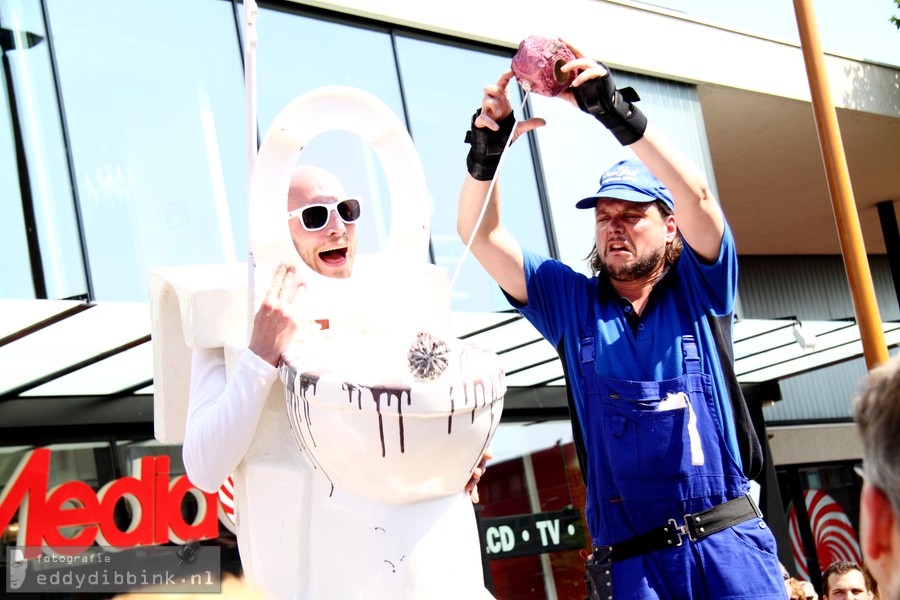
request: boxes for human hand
[465,71,545,181]
[555,39,610,110]
[248,264,309,366]
[475,71,546,141]
[556,39,647,146]
[466,449,493,504]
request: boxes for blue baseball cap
[575,159,674,212]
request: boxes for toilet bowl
[280,326,505,504]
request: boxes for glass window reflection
[46,0,245,301]
[395,36,550,312]
[254,7,404,255]
[2,0,85,299]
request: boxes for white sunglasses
[286,198,362,231]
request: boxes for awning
[1,300,897,438]
[450,311,900,386]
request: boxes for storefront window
[1,440,237,594]
[253,7,403,257]
[1,0,87,300]
[1,440,241,595]
[479,421,589,599]
[46,0,246,301]
[394,35,551,312]
[779,462,863,591]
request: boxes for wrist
[248,344,280,368]
[466,151,501,181]
[573,66,647,146]
[464,109,516,180]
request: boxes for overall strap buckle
[665,515,699,547]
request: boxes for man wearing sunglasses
[285,168,361,279]
[183,166,488,599]
[854,355,900,600]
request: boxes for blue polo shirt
[512,224,761,481]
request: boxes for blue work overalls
[578,333,786,599]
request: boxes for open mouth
[319,246,348,264]
[607,241,633,254]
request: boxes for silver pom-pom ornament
[407,331,451,380]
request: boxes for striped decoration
[787,489,861,580]
[217,474,237,534]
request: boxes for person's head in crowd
[286,165,360,279]
[854,356,900,600]
[821,560,869,600]
[782,562,795,596]
[801,579,820,600]
[788,577,808,600]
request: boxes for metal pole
[244,0,259,339]
[792,0,889,369]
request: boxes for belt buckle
[666,515,699,547]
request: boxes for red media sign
[0,449,221,557]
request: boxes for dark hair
[821,561,865,596]
[585,200,682,275]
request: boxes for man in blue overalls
[457,41,786,598]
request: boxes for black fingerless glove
[572,63,647,146]
[464,108,516,181]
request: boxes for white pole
[244,0,259,339]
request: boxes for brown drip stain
[344,382,364,410]
[383,386,412,454]
[284,368,334,496]
[343,381,412,457]
[448,382,455,434]
[290,355,506,466]
[297,372,321,447]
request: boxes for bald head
[288,166,348,212]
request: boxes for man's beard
[601,244,665,282]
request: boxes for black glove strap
[573,63,647,146]
[464,108,516,181]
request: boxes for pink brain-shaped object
[511,36,576,97]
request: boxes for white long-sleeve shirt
[183,347,274,492]
[182,346,312,599]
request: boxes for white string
[449,91,530,292]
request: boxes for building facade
[2,0,899,597]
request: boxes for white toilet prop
[280,330,505,505]
[150,86,504,599]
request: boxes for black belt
[594,494,763,563]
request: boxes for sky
[655,0,900,67]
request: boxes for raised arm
[629,129,724,262]
[558,43,725,262]
[457,71,544,305]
